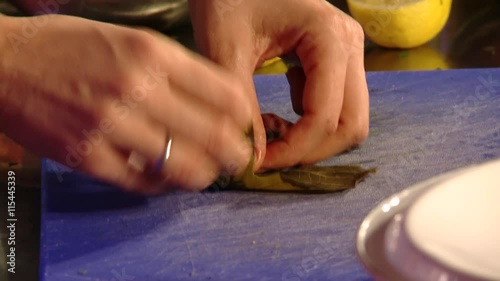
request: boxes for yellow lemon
[347,0,452,49]
[254,57,289,75]
[365,45,450,70]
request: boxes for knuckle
[324,118,339,137]
[108,73,155,113]
[349,19,365,44]
[106,71,142,99]
[344,115,369,146]
[336,16,365,48]
[354,122,370,144]
[121,29,158,65]
[319,7,365,51]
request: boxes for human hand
[189,0,369,171]
[0,15,253,193]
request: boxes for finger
[160,40,253,130]
[156,135,220,192]
[185,37,267,171]
[148,82,253,174]
[301,50,369,162]
[262,35,349,170]
[249,100,267,172]
[107,114,167,171]
[77,141,160,192]
[213,74,266,173]
[80,136,220,193]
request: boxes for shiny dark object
[1,0,499,70]
[4,0,189,30]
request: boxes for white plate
[356,167,469,281]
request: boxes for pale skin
[0,0,369,194]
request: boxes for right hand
[189,0,369,172]
[0,15,253,194]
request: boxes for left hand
[189,0,369,171]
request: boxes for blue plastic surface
[40,69,500,281]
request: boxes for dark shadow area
[43,171,149,213]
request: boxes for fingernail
[254,145,262,162]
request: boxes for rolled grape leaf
[223,155,376,193]
[211,126,375,193]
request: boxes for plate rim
[355,167,470,280]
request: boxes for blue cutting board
[40,68,500,281]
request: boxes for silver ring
[152,135,173,174]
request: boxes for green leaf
[218,126,376,193]
[225,155,375,193]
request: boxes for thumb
[197,41,267,172]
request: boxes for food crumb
[252,241,256,244]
